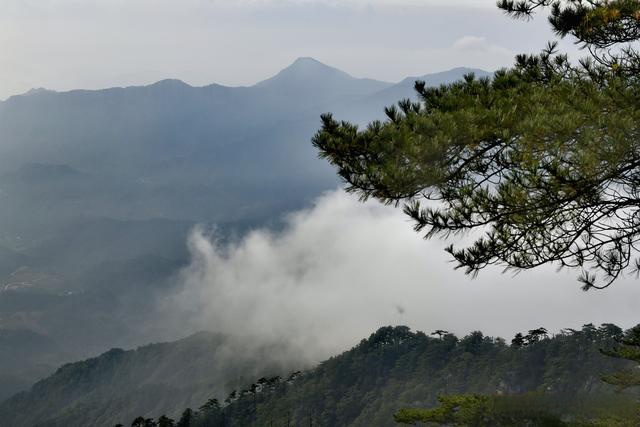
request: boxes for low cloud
[163,189,640,363]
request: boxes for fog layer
[168,189,640,361]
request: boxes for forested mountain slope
[0,332,301,427]
[8,324,634,427]
[188,325,635,426]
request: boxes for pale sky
[0,0,583,100]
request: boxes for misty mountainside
[185,325,638,426]
[0,331,302,427]
[0,59,490,399]
[165,324,638,427]
[46,324,635,427]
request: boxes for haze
[1,0,580,100]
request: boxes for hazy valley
[0,59,491,405]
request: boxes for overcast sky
[1,0,583,100]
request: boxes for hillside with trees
[0,332,301,427]
[109,324,639,427]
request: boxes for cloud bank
[162,189,640,362]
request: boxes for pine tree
[131,417,156,427]
[312,0,640,290]
[177,409,193,427]
[512,333,526,348]
[498,0,640,76]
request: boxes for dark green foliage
[511,328,550,348]
[601,326,640,390]
[394,394,567,426]
[312,0,640,290]
[431,329,449,339]
[394,392,640,426]
[511,333,526,348]
[395,395,495,425]
[498,0,640,75]
[123,325,638,427]
[131,417,157,427]
[131,417,146,427]
[157,415,176,427]
[177,408,193,427]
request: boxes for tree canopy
[394,394,567,426]
[312,0,640,289]
[601,326,640,390]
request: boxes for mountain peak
[253,56,391,98]
[282,57,348,76]
[255,57,355,89]
[290,57,326,67]
[147,78,191,89]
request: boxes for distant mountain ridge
[5,58,487,102]
[0,58,491,229]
